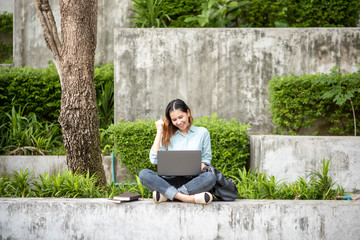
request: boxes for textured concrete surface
[114,28,360,133]
[0,156,131,184]
[250,135,360,193]
[0,198,359,239]
[0,0,13,13]
[13,0,132,68]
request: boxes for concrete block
[250,135,360,192]
[0,0,13,13]
[0,198,359,239]
[13,0,133,68]
[114,28,360,134]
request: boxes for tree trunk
[34,0,106,185]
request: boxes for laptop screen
[157,150,202,176]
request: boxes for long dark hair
[162,99,193,147]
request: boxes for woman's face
[169,109,190,133]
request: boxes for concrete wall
[114,28,360,133]
[250,135,360,193]
[1,198,359,239]
[13,0,132,69]
[0,0,13,13]
[0,156,131,184]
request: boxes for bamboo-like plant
[131,0,171,28]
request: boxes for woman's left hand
[201,162,206,170]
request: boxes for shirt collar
[175,125,195,135]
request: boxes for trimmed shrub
[0,63,114,127]
[105,114,250,179]
[0,63,61,123]
[269,67,360,135]
[0,12,13,34]
[0,12,13,64]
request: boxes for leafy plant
[0,159,346,200]
[232,159,344,200]
[7,169,35,197]
[131,0,171,27]
[0,41,13,64]
[317,67,360,136]
[131,0,206,27]
[0,63,61,123]
[307,158,339,200]
[269,67,360,136]
[1,63,115,128]
[232,0,360,28]
[184,0,251,27]
[0,175,11,197]
[94,63,114,129]
[0,105,63,155]
[0,12,13,33]
[194,113,250,178]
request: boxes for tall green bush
[0,12,13,33]
[0,63,61,123]
[269,67,360,135]
[105,114,250,179]
[0,63,114,127]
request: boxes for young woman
[139,99,216,204]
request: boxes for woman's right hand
[155,119,164,133]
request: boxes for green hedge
[0,12,13,34]
[236,0,360,27]
[0,63,61,123]
[105,114,250,179]
[0,12,13,64]
[269,67,360,135]
[0,63,114,126]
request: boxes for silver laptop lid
[157,150,202,176]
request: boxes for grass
[0,159,348,200]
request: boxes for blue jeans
[139,169,216,200]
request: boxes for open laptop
[157,150,202,176]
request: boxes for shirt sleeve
[149,149,158,165]
[149,145,166,165]
[201,129,212,165]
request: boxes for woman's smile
[170,109,190,133]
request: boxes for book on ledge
[113,192,142,201]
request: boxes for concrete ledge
[250,135,360,193]
[1,198,359,239]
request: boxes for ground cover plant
[0,159,347,200]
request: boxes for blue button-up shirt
[149,125,212,165]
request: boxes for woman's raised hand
[155,119,164,133]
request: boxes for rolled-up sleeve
[201,129,212,165]
[149,149,158,165]
[149,145,166,165]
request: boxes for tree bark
[34,0,106,185]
